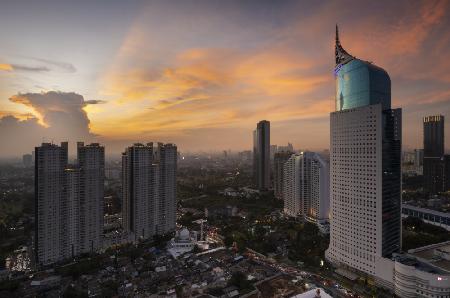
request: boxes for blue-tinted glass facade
[335,59,391,111]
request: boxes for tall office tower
[156,143,177,234]
[423,115,445,194]
[122,143,177,241]
[35,142,68,265]
[253,120,270,190]
[282,152,329,225]
[273,151,293,200]
[325,27,402,279]
[122,143,158,240]
[35,142,105,266]
[77,142,104,253]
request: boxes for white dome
[179,228,190,240]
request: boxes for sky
[1,0,450,157]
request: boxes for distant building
[253,120,270,190]
[273,151,293,200]
[122,143,177,242]
[35,142,104,266]
[238,150,252,162]
[278,143,294,153]
[22,154,32,167]
[423,115,445,194]
[270,144,278,160]
[205,206,238,218]
[414,148,424,175]
[282,152,329,229]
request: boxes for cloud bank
[0,91,97,157]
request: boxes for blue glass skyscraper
[335,26,391,112]
[326,26,402,281]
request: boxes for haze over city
[1,0,450,157]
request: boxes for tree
[229,271,252,291]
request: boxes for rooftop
[407,241,450,273]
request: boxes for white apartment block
[282,152,330,227]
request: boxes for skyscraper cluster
[35,142,104,266]
[35,141,177,266]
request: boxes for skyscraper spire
[335,25,354,66]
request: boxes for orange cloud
[0,63,12,71]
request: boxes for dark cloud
[11,64,50,72]
[0,91,96,157]
[31,58,77,73]
[2,58,76,73]
[84,99,106,105]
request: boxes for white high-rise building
[283,154,302,217]
[77,142,105,253]
[282,152,330,227]
[122,143,177,242]
[325,26,401,282]
[35,142,68,265]
[35,142,104,266]
[122,143,158,240]
[308,153,330,226]
[156,143,177,234]
[63,167,80,259]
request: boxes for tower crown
[335,25,355,66]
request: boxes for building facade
[282,152,330,228]
[283,154,303,217]
[273,151,293,200]
[156,143,177,234]
[325,26,402,279]
[423,115,445,194]
[122,143,177,242]
[253,120,270,190]
[77,142,105,253]
[35,142,104,266]
[414,148,424,175]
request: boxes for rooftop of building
[406,241,450,273]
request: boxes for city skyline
[1,0,450,156]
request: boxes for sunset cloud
[0,91,98,156]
